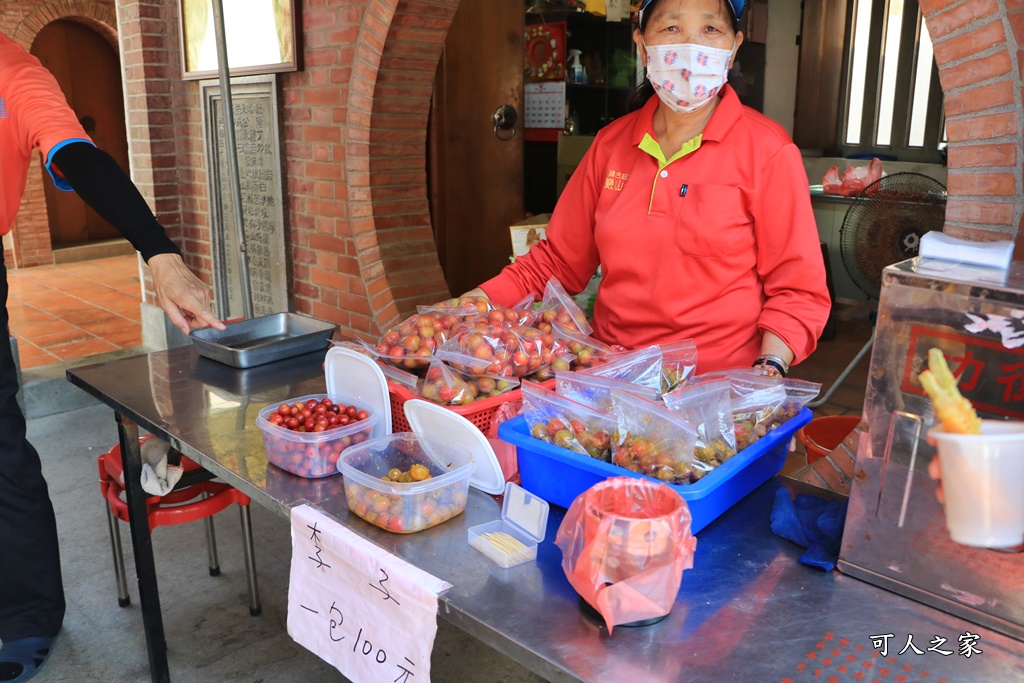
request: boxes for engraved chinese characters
[202,75,288,318]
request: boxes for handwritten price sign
[287,505,452,683]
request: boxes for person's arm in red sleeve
[478,136,604,307]
[5,56,93,189]
[751,143,831,365]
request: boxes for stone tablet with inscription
[202,75,288,318]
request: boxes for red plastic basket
[387,382,523,435]
[387,379,555,435]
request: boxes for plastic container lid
[324,346,392,439]
[403,398,506,495]
[501,481,549,543]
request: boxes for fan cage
[838,172,947,300]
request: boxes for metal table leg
[116,412,170,683]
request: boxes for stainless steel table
[67,347,1024,683]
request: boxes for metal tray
[189,313,337,369]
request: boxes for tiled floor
[6,254,143,369]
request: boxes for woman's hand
[928,455,944,504]
[925,431,944,504]
[147,253,226,335]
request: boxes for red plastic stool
[98,435,261,616]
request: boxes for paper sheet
[288,504,452,683]
[918,231,1014,270]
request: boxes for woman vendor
[467,0,830,378]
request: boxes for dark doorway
[428,0,525,296]
[31,20,130,248]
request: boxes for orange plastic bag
[821,158,882,196]
[554,477,697,633]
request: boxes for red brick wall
[115,0,455,339]
[276,0,455,338]
[11,1,1021,336]
[116,0,204,306]
[330,0,455,334]
[1,0,118,268]
[920,0,1024,251]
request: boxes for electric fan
[808,172,947,408]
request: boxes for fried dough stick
[918,348,982,435]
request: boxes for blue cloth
[770,487,848,572]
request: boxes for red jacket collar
[631,84,743,146]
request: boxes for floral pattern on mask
[645,42,733,114]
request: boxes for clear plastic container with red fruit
[340,433,475,533]
[257,394,378,478]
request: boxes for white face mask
[644,42,734,114]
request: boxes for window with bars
[838,0,945,162]
[792,0,946,160]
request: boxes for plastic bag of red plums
[536,276,593,336]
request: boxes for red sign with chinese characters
[901,325,1024,420]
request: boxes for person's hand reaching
[928,450,944,504]
[925,431,944,505]
[147,253,226,335]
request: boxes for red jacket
[0,34,92,234]
[482,86,830,372]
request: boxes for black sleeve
[50,142,182,262]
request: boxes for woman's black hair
[625,0,742,112]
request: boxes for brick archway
[12,1,118,50]
[338,0,1023,336]
[293,0,459,337]
[341,0,459,335]
[7,0,119,267]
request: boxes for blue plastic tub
[498,407,812,534]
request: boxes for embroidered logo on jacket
[604,170,629,191]
[0,98,7,118]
